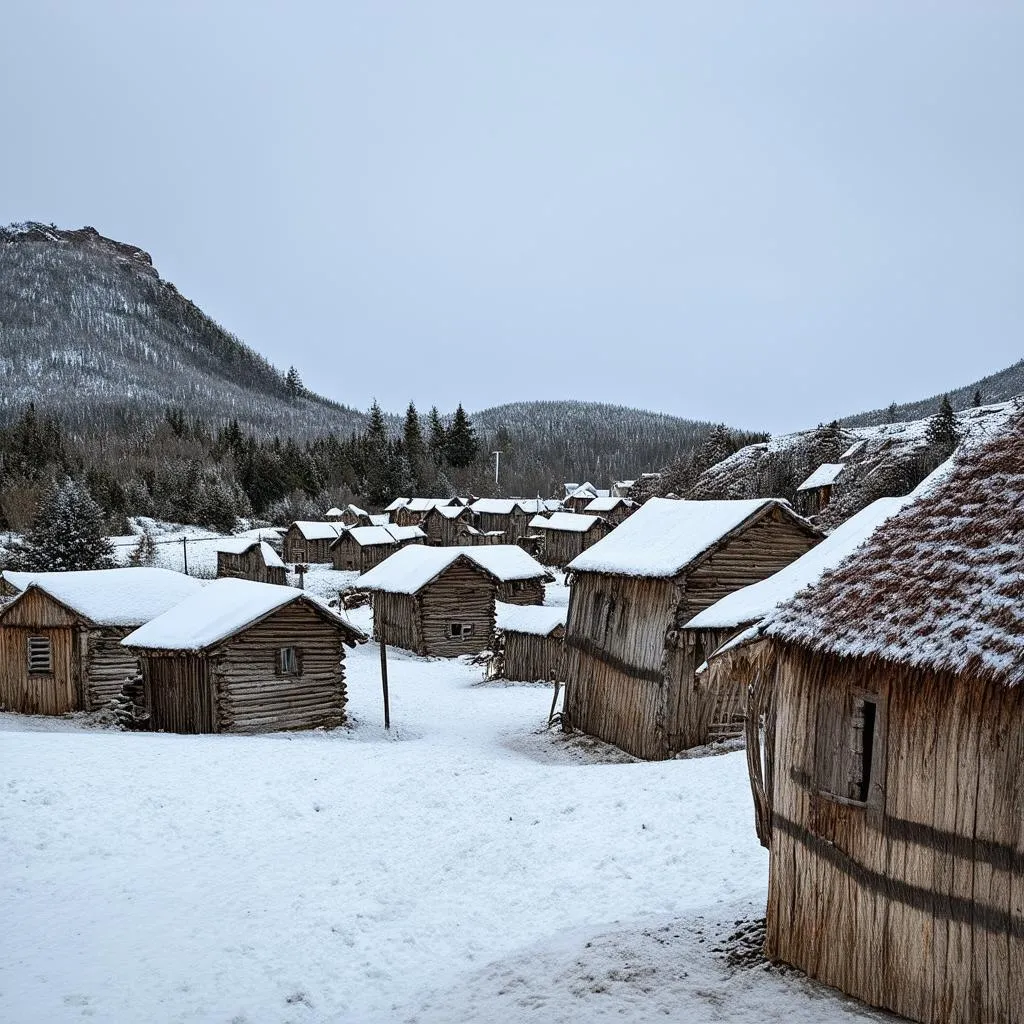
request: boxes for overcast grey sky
[2,1,1021,432]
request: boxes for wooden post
[548,679,562,726]
[182,537,189,576]
[379,631,391,731]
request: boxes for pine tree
[285,366,304,400]
[427,406,447,465]
[973,389,982,408]
[128,527,157,566]
[11,478,114,571]
[444,404,479,469]
[403,402,426,492]
[363,401,395,505]
[884,402,899,424]
[925,394,960,452]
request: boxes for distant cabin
[0,568,204,716]
[326,504,371,527]
[325,506,345,521]
[281,521,342,564]
[583,495,636,525]
[561,498,821,759]
[744,408,1024,1024]
[329,524,425,573]
[610,480,635,498]
[795,462,845,515]
[490,602,567,683]
[532,511,611,568]
[354,545,550,657]
[215,538,288,585]
[422,504,475,546]
[456,525,506,546]
[122,578,365,734]
[563,483,601,514]
[392,498,458,528]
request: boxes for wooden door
[146,656,215,733]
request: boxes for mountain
[841,357,1024,427]
[0,222,366,437]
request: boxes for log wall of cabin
[283,529,335,564]
[213,602,347,733]
[474,511,511,535]
[495,577,546,606]
[766,645,1024,1024]
[217,550,287,585]
[331,538,395,573]
[501,629,564,683]
[86,628,140,710]
[541,524,608,568]
[419,561,495,656]
[561,572,680,760]
[0,588,82,714]
[372,591,421,653]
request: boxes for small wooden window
[27,636,52,675]
[278,647,300,675]
[449,623,474,639]
[815,690,884,805]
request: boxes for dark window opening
[278,647,299,675]
[449,623,475,639]
[849,697,877,803]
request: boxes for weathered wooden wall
[419,560,495,656]
[423,509,472,546]
[144,655,215,733]
[282,527,335,564]
[495,578,546,606]
[216,549,287,585]
[501,629,564,683]
[214,602,347,733]
[331,537,394,573]
[86,628,140,710]
[540,523,609,568]
[766,645,1024,1024]
[372,591,421,653]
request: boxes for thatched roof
[767,403,1024,687]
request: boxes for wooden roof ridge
[0,582,95,627]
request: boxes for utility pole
[492,450,502,489]
[182,537,189,576]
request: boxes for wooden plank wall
[217,550,286,585]
[766,645,1024,1024]
[419,561,495,656]
[372,591,420,653]
[214,602,347,733]
[541,524,609,568]
[501,629,565,683]
[145,656,215,733]
[495,578,546,606]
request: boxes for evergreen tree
[925,394,960,453]
[11,478,114,571]
[403,402,427,492]
[129,527,157,566]
[973,389,983,408]
[884,402,899,424]
[363,401,396,505]
[285,366,304,400]
[444,404,479,469]
[427,406,447,465]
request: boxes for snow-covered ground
[1,606,889,1023]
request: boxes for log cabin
[422,504,476,546]
[328,504,372,527]
[490,602,566,683]
[583,495,636,525]
[329,524,425,573]
[456,525,506,546]
[215,538,288,585]
[560,497,821,759]
[795,462,845,515]
[121,578,365,734]
[0,568,205,715]
[281,521,342,564]
[392,498,458,528]
[563,483,600,513]
[532,511,611,568]
[743,406,1024,1024]
[688,496,911,742]
[355,545,550,656]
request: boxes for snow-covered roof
[404,498,455,513]
[368,514,390,527]
[214,538,286,569]
[796,463,846,491]
[766,406,1024,687]
[495,602,567,636]
[584,496,631,513]
[290,521,342,541]
[122,578,364,651]
[355,545,549,595]
[470,498,520,515]
[326,507,344,517]
[0,567,206,628]
[566,482,599,500]
[685,497,912,631]
[387,525,426,543]
[431,505,471,520]
[528,514,549,529]
[347,503,368,517]
[337,526,399,548]
[385,498,410,512]
[534,511,603,533]
[567,497,816,578]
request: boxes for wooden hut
[0,568,204,715]
[392,498,457,528]
[742,408,1024,1024]
[490,602,566,683]
[422,504,476,546]
[122,578,365,734]
[563,482,602,514]
[327,503,371,527]
[468,498,518,536]
[355,545,550,657]
[560,497,821,759]
[795,462,845,515]
[688,496,911,742]
[456,525,506,546]
[281,521,342,564]
[329,524,425,573]
[215,537,288,585]
[532,511,611,568]
[583,495,636,526]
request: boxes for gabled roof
[354,544,549,595]
[368,513,390,527]
[567,497,819,579]
[289,521,343,541]
[495,602,567,636]
[215,538,286,569]
[386,525,426,543]
[686,497,911,631]
[535,511,604,533]
[326,507,344,517]
[0,567,206,628]
[766,406,1024,687]
[333,525,426,548]
[470,498,520,515]
[404,497,456,513]
[385,497,410,512]
[566,482,599,501]
[584,496,633,513]
[796,463,846,491]
[122,578,365,651]
[428,504,472,520]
